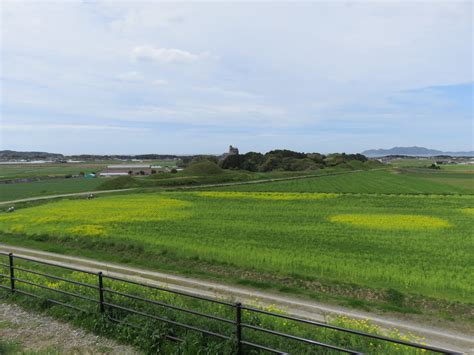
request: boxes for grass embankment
[0,190,472,322]
[0,256,428,354]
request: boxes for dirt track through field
[0,244,472,353]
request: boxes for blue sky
[1,1,472,155]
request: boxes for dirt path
[0,244,471,353]
[0,302,139,354]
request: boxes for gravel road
[0,302,139,354]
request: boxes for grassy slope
[0,178,104,202]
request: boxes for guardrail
[0,252,459,354]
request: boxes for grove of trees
[219,150,371,172]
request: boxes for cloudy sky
[1,0,472,155]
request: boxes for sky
[1,0,473,155]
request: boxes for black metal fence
[0,252,459,354]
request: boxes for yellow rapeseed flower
[329,214,451,230]
[195,191,338,200]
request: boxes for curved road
[0,244,471,353]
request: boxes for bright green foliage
[0,191,472,304]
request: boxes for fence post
[8,253,15,293]
[98,272,105,313]
[236,302,242,355]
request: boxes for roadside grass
[0,339,23,355]
[0,257,430,354]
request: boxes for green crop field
[387,158,474,169]
[0,160,180,180]
[0,163,105,180]
[0,190,472,311]
[213,169,473,194]
[0,178,105,202]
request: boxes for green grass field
[0,190,472,308]
[388,158,474,170]
[213,169,473,194]
[0,166,472,325]
[0,160,179,180]
[0,178,105,202]
[0,163,105,180]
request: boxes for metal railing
[0,252,460,354]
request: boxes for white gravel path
[0,302,139,354]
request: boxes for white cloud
[2,124,148,132]
[117,71,143,81]
[193,86,260,99]
[1,1,472,153]
[131,45,205,64]
[153,79,168,86]
[130,103,287,126]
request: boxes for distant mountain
[362,147,474,157]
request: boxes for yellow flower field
[195,191,338,200]
[0,192,472,304]
[329,214,451,230]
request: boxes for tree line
[183,150,373,172]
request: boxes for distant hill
[0,150,64,160]
[362,147,474,157]
[0,150,184,162]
